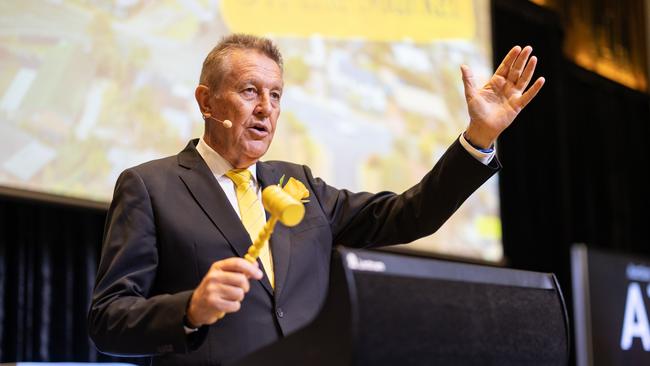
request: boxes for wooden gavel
[215,185,305,320]
[244,184,305,263]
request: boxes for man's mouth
[247,122,269,136]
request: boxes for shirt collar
[196,138,257,183]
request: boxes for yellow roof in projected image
[222,0,475,42]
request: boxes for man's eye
[242,88,257,96]
[271,92,281,101]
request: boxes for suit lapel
[177,140,252,260]
[176,141,292,299]
[257,161,292,300]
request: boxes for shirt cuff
[458,133,496,165]
[183,314,199,334]
[184,325,199,334]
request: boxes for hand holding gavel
[186,185,305,328]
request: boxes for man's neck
[196,138,258,182]
[202,134,256,169]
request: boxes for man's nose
[254,92,273,117]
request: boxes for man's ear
[195,85,212,116]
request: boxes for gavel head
[261,185,305,226]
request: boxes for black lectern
[233,248,569,366]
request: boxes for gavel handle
[245,216,278,263]
[214,216,278,321]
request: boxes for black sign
[572,245,650,366]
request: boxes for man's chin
[241,143,271,164]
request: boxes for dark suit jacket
[88,138,499,365]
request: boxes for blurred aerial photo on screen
[0,0,501,261]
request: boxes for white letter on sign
[620,282,650,351]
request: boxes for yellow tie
[225,169,274,288]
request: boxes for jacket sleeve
[305,139,501,248]
[88,168,207,356]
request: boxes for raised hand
[462,45,545,148]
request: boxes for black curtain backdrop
[0,196,146,364]
[495,0,650,268]
[1,0,650,362]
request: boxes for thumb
[460,65,476,100]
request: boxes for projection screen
[0,0,501,262]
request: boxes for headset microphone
[202,114,232,129]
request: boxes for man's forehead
[226,49,283,85]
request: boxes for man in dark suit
[88,34,544,365]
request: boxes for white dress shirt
[196,138,263,216]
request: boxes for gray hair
[199,33,283,91]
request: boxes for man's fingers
[189,257,263,326]
[213,257,263,280]
[507,46,532,83]
[495,45,522,77]
[210,296,241,313]
[516,77,545,110]
[208,270,251,293]
[516,56,537,91]
[215,283,246,302]
[460,65,476,99]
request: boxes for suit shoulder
[121,155,179,181]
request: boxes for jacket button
[276,308,284,318]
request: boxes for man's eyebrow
[237,79,255,86]
[236,76,283,90]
